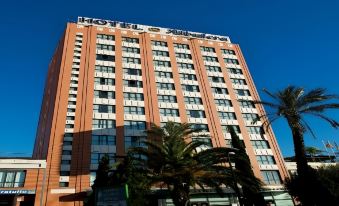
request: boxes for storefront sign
[0,190,35,195]
[78,17,230,42]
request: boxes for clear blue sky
[0,0,338,157]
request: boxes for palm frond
[304,111,339,128]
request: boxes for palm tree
[129,122,238,206]
[254,86,339,205]
[305,146,323,162]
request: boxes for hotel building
[30,17,293,205]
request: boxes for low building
[0,158,46,206]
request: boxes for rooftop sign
[77,17,230,42]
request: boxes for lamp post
[227,151,243,206]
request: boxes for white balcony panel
[185,104,205,111]
[156,77,174,84]
[96,39,115,45]
[183,91,202,97]
[96,50,115,56]
[188,118,208,124]
[201,51,217,57]
[64,128,74,133]
[151,45,168,51]
[93,113,116,120]
[160,116,181,123]
[259,164,279,170]
[157,89,176,96]
[95,60,115,67]
[95,72,115,79]
[216,106,234,112]
[255,149,274,156]
[123,100,145,107]
[158,102,179,109]
[93,98,116,105]
[122,53,141,58]
[124,114,146,121]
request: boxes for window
[91,153,115,165]
[153,60,171,67]
[158,95,177,103]
[94,77,115,86]
[66,116,75,120]
[160,108,180,117]
[221,49,236,55]
[191,124,209,132]
[180,73,197,81]
[70,80,78,84]
[93,105,115,113]
[208,76,225,83]
[251,140,270,149]
[123,68,142,76]
[65,124,74,128]
[205,66,222,72]
[122,37,139,43]
[63,141,72,146]
[0,171,25,187]
[218,112,237,120]
[176,53,192,59]
[203,56,218,62]
[60,171,70,176]
[215,99,232,107]
[62,150,72,155]
[153,50,169,57]
[61,160,71,164]
[224,58,239,65]
[231,78,247,85]
[123,57,141,64]
[239,100,255,108]
[125,136,147,151]
[151,41,167,47]
[187,110,206,118]
[192,137,212,147]
[228,68,243,75]
[124,106,145,115]
[174,43,189,49]
[94,90,115,99]
[155,71,173,78]
[247,126,264,134]
[212,87,228,94]
[177,63,194,70]
[59,182,69,187]
[96,54,115,61]
[184,97,202,105]
[67,108,76,112]
[256,156,276,165]
[68,101,76,105]
[92,119,116,129]
[95,65,115,73]
[123,80,143,88]
[182,84,199,92]
[222,125,241,133]
[242,113,259,121]
[122,47,140,54]
[92,135,116,145]
[235,89,251,96]
[261,171,282,185]
[124,121,146,130]
[200,47,215,52]
[124,93,144,101]
[97,34,115,41]
[157,83,175,90]
[69,94,77,98]
[96,44,115,51]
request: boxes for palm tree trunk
[171,184,190,206]
[287,118,309,176]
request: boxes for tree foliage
[129,122,239,206]
[228,126,265,206]
[254,86,339,205]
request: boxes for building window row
[95,77,115,86]
[187,110,206,118]
[154,60,171,67]
[124,92,144,101]
[180,73,197,81]
[122,37,139,43]
[218,112,237,120]
[158,95,177,103]
[123,57,141,64]
[124,121,146,130]
[92,119,116,129]
[122,46,140,54]
[0,171,25,188]
[203,56,218,62]
[200,46,215,53]
[92,135,116,145]
[123,68,142,76]
[224,58,239,65]
[157,82,175,90]
[160,108,180,117]
[96,44,115,51]
[174,43,190,49]
[94,90,115,99]
[205,66,222,73]
[231,78,247,85]
[221,49,236,55]
[96,54,115,62]
[215,99,232,107]
[176,53,192,59]
[95,65,115,73]
[184,97,202,105]
[124,106,145,115]
[153,50,169,57]
[256,155,276,165]
[97,34,115,41]
[123,80,143,88]
[151,40,167,47]
[155,71,173,78]
[182,84,200,92]
[93,104,116,113]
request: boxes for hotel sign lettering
[78,17,230,42]
[0,190,36,195]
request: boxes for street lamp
[227,151,243,206]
